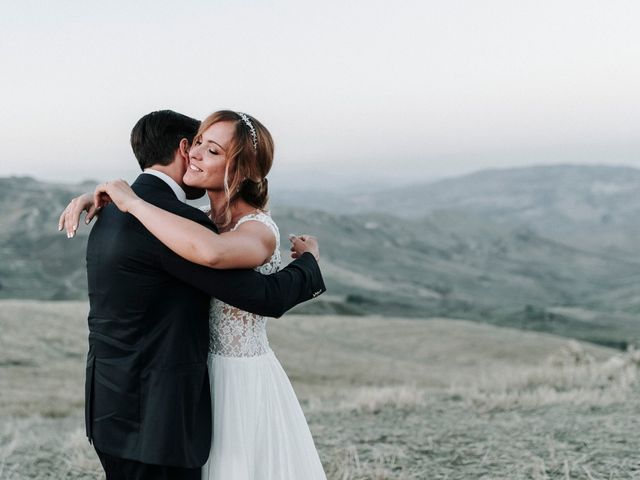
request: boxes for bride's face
[184,121,235,190]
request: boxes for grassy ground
[1,300,639,479]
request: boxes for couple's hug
[59,110,327,479]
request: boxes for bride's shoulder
[236,210,277,228]
[234,210,279,242]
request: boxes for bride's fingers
[93,184,108,208]
[64,200,78,238]
[69,204,83,236]
[93,194,112,212]
[93,186,102,208]
[57,207,68,231]
[65,209,76,238]
[85,205,99,225]
[97,193,112,208]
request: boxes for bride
[91,111,327,479]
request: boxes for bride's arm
[130,202,275,269]
[94,179,275,269]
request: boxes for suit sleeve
[160,250,326,318]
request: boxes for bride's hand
[93,179,141,213]
[58,192,98,238]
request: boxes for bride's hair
[196,110,274,228]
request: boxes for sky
[1,0,639,190]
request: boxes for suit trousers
[95,448,201,480]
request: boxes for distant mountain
[274,164,640,255]
[274,206,640,348]
[1,166,639,348]
[0,177,97,300]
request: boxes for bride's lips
[189,162,203,173]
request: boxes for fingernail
[73,225,77,231]
[85,219,90,224]
[58,225,62,231]
[67,232,72,239]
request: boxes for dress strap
[232,212,280,249]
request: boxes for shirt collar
[142,168,187,203]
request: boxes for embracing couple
[59,110,327,479]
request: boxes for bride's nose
[190,145,202,161]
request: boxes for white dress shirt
[143,168,187,203]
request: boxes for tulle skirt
[201,350,327,480]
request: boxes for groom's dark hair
[130,110,200,170]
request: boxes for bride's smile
[183,121,235,191]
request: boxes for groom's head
[130,110,200,171]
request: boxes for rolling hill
[1,165,639,347]
[274,164,640,255]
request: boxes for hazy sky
[1,0,639,189]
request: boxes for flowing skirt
[201,350,326,480]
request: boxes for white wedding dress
[200,211,326,480]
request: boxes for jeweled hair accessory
[237,112,258,150]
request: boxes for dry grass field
[1,300,640,479]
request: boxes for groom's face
[184,121,235,191]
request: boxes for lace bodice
[201,209,282,357]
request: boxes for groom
[75,110,325,480]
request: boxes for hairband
[237,112,258,150]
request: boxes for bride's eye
[208,149,218,155]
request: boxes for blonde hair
[195,110,274,228]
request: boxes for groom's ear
[179,138,190,160]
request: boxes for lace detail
[208,211,282,357]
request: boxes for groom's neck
[147,162,184,187]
